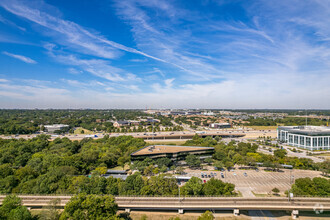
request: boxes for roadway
[0,130,246,141]
[0,195,329,212]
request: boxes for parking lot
[183,168,322,197]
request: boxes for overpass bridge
[132,132,245,140]
[1,195,329,218]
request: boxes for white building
[203,111,215,116]
[209,123,232,129]
[277,126,330,151]
[44,124,69,133]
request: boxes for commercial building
[113,120,131,128]
[277,126,330,151]
[44,124,69,133]
[103,170,128,180]
[209,123,232,129]
[131,145,215,161]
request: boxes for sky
[0,0,330,109]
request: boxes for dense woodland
[1,109,330,135]
[246,117,328,126]
[0,134,328,196]
[291,177,330,196]
[0,110,175,135]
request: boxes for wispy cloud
[0,14,26,31]
[0,78,9,83]
[1,0,330,108]
[2,51,37,64]
[0,0,166,62]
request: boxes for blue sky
[0,0,330,109]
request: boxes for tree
[39,198,61,220]
[274,149,287,158]
[291,177,330,196]
[60,194,118,220]
[272,187,280,195]
[197,211,214,220]
[175,166,184,175]
[184,177,203,195]
[168,217,181,220]
[214,161,224,170]
[204,158,213,165]
[0,195,32,220]
[224,161,233,170]
[202,178,236,196]
[186,154,201,168]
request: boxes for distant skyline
[1,0,330,109]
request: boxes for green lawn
[247,126,278,130]
[73,127,94,135]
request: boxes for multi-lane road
[0,195,329,213]
[0,128,276,141]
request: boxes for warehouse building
[277,126,330,151]
[209,123,232,129]
[131,145,215,161]
[44,124,69,133]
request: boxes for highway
[0,195,329,212]
[0,130,246,141]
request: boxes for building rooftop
[131,145,214,156]
[44,124,69,128]
[279,126,330,136]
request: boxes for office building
[277,126,330,151]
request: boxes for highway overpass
[132,132,245,140]
[1,195,329,218]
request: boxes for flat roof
[44,124,69,128]
[278,126,330,136]
[131,145,214,156]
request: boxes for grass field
[122,211,250,220]
[73,127,94,135]
[246,126,278,130]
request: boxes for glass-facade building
[277,126,330,151]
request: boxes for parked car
[243,172,247,177]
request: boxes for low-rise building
[44,124,69,133]
[131,145,215,162]
[278,126,330,151]
[113,120,131,128]
[209,123,232,129]
[102,170,128,180]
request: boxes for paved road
[183,168,322,195]
[249,210,276,220]
[1,196,329,212]
[280,144,325,163]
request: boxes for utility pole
[152,120,154,143]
